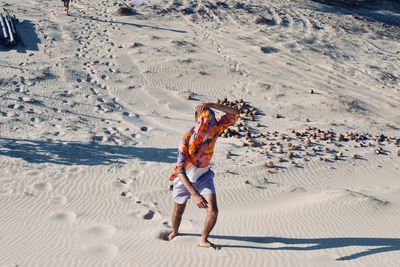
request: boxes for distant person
[167,102,239,250]
[61,0,72,15]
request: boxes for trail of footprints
[167,0,251,77]
[1,1,127,141]
[113,176,164,222]
[60,2,142,145]
[24,171,163,261]
[139,0,329,79]
[2,163,118,260]
[198,26,249,77]
[141,0,331,62]
[54,1,149,144]
[46,198,120,260]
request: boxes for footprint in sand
[69,167,79,173]
[120,191,134,198]
[129,209,161,221]
[157,229,172,241]
[142,210,155,220]
[80,244,119,260]
[0,186,13,195]
[33,182,53,193]
[47,211,77,223]
[79,224,116,240]
[48,196,67,205]
[27,170,39,176]
[112,178,133,189]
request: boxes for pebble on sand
[265,161,274,168]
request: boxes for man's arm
[209,102,240,115]
[178,173,208,208]
[196,102,240,116]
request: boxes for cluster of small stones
[216,99,400,173]
[217,98,261,140]
[258,129,399,172]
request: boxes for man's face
[196,108,216,124]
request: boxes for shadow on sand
[0,137,177,165]
[181,233,400,261]
[16,19,40,53]
[312,0,400,27]
[74,14,187,33]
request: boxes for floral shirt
[169,112,239,182]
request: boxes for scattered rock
[375,146,383,154]
[131,42,143,48]
[255,16,274,25]
[265,161,274,168]
[260,46,280,54]
[121,191,133,197]
[212,98,396,174]
[304,138,311,148]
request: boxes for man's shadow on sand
[181,233,400,261]
[0,137,176,165]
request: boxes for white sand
[1,0,399,266]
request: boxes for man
[61,0,72,15]
[168,102,239,249]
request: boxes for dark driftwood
[116,7,136,16]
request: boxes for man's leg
[169,202,186,240]
[199,194,218,246]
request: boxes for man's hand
[194,194,208,209]
[196,102,239,116]
[195,103,211,115]
[177,173,207,208]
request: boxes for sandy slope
[0,0,399,266]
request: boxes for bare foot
[197,240,221,250]
[168,231,178,241]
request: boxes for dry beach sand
[0,0,400,266]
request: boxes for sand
[0,0,399,266]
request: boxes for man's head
[195,107,216,124]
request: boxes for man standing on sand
[61,0,72,15]
[167,102,239,250]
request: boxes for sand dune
[1,0,399,266]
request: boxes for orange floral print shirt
[169,109,239,182]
